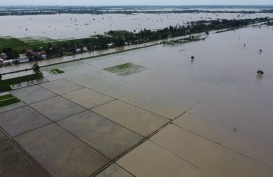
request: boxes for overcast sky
[1,0,273,6]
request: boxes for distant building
[18,54,29,63]
[26,49,34,54]
[75,48,82,53]
[3,60,13,66]
[0,53,7,60]
[82,47,88,52]
[41,54,47,59]
[38,51,47,59]
[20,54,27,59]
[107,43,115,47]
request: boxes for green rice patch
[104,63,145,76]
[0,94,14,101]
[0,94,20,108]
[50,68,65,75]
[0,74,43,93]
[0,85,12,93]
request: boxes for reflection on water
[38,26,273,169]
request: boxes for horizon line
[1,5,273,7]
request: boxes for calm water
[0,12,273,39]
[38,26,273,169]
[0,9,273,173]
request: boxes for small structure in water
[257,70,264,76]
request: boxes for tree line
[1,17,271,62]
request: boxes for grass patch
[0,94,21,108]
[50,68,65,75]
[163,36,205,46]
[0,74,43,93]
[0,37,56,52]
[104,63,145,76]
[0,94,14,101]
[0,97,20,108]
[0,85,12,93]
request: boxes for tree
[32,63,41,75]
[257,70,264,76]
[2,48,19,59]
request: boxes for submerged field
[0,12,273,39]
[1,26,273,176]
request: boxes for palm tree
[191,56,195,60]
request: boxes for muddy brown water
[41,26,273,166]
[1,22,273,175]
[0,12,273,39]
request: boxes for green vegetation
[0,37,56,51]
[267,21,273,26]
[32,63,40,74]
[0,94,20,108]
[0,17,271,61]
[163,35,205,45]
[32,63,43,76]
[51,68,65,75]
[104,63,145,76]
[0,74,43,93]
[0,85,12,93]
[0,94,14,100]
[0,37,56,59]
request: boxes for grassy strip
[0,94,14,101]
[0,74,43,93]
[0,37,56,52]
[0,74,43,85]
[104,63,134,72]
[0,85,12,93]
[104,63,145,76]
[51,68,65,75]
[0,97,20,108]
[55,69,65,74]
[51,69,58,74]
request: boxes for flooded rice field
[1,24,273,176]
[0,12,273,39]
[42,25,273,174]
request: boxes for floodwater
[0,41,159,77]
[39,25,273,172]
[0,12,273,39]
[43,25,273,118]
[1,19,273,175]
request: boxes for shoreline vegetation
[0,6,273,16]
[0,17,272,67]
